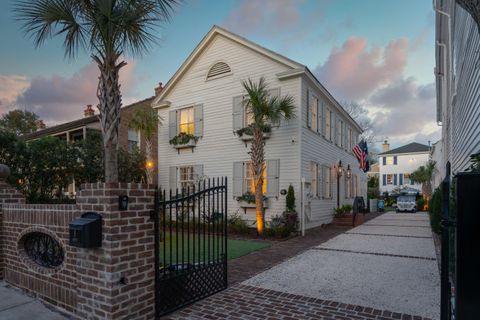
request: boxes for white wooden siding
[300,77,368,228]
[156,35,301,224]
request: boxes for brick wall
[1,203,80,315]
[0,181,156,319]
[0,181,25,280]
[75,183,156,320]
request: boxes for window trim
[127,128,140,153]
[323,166,333,199]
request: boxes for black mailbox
[69,212,102,248]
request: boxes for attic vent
[207,62,231,79]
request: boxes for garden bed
[333,213,365,227]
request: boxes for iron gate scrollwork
[154,177,228,318]
[23,232,64,268]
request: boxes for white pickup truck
[396,195,417,213]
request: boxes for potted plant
[169,133,199,149]
[236,124,271,141]
[333,204,363,227]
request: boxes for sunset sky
[0,0,438,149]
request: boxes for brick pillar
[75,183,155,320]
[0,181,26,280]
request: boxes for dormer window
[206,62,232,80]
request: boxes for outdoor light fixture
[337,161,343,177]
[146,160,154,169]
[346,165,352,179]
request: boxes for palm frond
[14,0,87,58]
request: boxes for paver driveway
[169,212,440,319]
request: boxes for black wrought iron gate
[154,177,228,318]
[440,163,480,320]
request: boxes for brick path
[166,284,433,320]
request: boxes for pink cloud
[314,37,409,101]
[0,75,30,112]
[11,61,139,125]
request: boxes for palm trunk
[251,127,265,235]
[145,138,154,184]
[94,54,127,183]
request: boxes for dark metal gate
[440,163,480,320]
[154,177,228,318]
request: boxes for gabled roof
[22,97,154,141]
[151,25,363,132]
[379,142,431,156]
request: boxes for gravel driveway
[244,212,440,319]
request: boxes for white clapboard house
[152,26,367,229]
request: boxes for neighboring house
[152,26,367,229]
[378,141,430,194]
[23,95,159,188]
[434,0,480,177]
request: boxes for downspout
[433,0,456,97]
[436,41,447,126]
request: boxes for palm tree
[242,77,295,235]
[129,107,162,184]
[15,0,178,182]
[411,160,437,207]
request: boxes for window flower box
[169,133,199,151]
[237,199,269,209]
[236,192,269,211]
[236,125,271,142]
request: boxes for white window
[386,174,394,185]
[127,128,140,153]
[310,162,320,197]
[353,175,356,197]
[338,120,344,147]
[310,94,318,132]
[244,99,254,127]
[323,166,332,198]
[346,127,352,151]
[345,176,351,198]
[179,107,195,135]
[245,161,266,194]
[386,157,394,165]
[178,166,195,190]
[325,109,332,141]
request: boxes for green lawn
[159,232,270,266]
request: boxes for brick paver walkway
[166,284,433,320]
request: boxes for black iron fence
[154,177,228,318]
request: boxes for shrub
[266,215,290,238]
[228,212,250,234]
[429,186,442,234]
[342,204,353,213]
[286,185,295,212]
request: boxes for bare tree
[342,101,376,144]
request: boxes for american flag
[352,140,369,172]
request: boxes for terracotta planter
[333,212,365,227]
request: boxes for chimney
[382,140,390,153]
[35,119,46,130]
[154,82,163,96]
[84,104,95,117]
